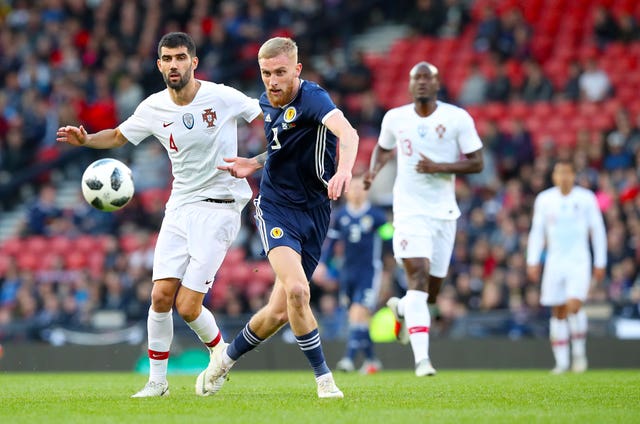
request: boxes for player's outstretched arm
[325,111,359,200]
[217,152,267,178]
[56,125,128,149]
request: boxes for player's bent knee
[176,305,200,322]
[151,291,174,312]
[285,283,310,309]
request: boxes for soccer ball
[81,158,135,212]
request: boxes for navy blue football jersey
[321,202,388,282]
[259,80,338,209]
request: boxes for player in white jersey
[526,160,607,374]
[364,62,483,376]
[56,32,262,397]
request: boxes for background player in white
[56,32,261,397]
[526,160,607,374]
[364,61,483,376]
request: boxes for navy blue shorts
[254,196,330,281]
[340,268,381,311]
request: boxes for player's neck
[169,79,201,106]
[558,186,573,196]
[284,78,301,105]
[414,100,437,117]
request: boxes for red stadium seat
[0,255,11,277]
[48,236,72,255]
[224,247,246,266]
[16,252,39,271]
[74,235,102,254]
[65,251,87,270]
[24,236,49,256]
[0,238,24,256]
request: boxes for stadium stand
[1,0,639,343]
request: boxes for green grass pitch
[1,370,638,423]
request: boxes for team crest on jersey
[417,124,428,138]
[400,239,408,250]
[270,227,284,239]
[360,215,373,231]
[435,124,446,138]
[283,107,297,123]
[182,113,194,129]
[202,108,217,128]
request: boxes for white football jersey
[527,186,607,268]
[119,80,261,210]
[378,101,482,221]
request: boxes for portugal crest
[202,108,217,128]
[182,113,194,129]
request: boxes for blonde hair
[258,37,298,61]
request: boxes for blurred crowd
[1,0,640,343]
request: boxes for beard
[163,67,191,91]
[265,82,295,107]
[415,94,432,104]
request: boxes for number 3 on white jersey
[271,128,282,150]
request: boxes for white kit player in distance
[526,160,607,374]
[364,62,483,376]
[56,32,262,397]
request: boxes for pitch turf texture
[1,370,638,423]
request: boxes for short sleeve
[377,111,396,150]
[304,86,337,124]
[457,110,483,154]
[223,85,261,123]
[118,100,153,146]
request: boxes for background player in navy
[315,175,388,374]
[206,37,359,398]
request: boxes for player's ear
[156,58,162,72]
[193,56,199,70]
[295,62,302,77]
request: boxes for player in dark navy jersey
[207,37,359,398]
[258,80,338,209]
[316,176,389,374]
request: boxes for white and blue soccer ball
[81,158,135,212]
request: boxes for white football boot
[203,342,233,395]
[316,373,344,399]
[336,357,356,372]
[550,365,569,375]
[131,381,169,398]
[415,358,437,377]
[360,358,383,375]
[571,356,588,373]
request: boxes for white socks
[568,310,587,358]
[186,307,223,350]
[550,317,570,370]
[147,307,173,383]
[402,290,430,365]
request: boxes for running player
[364,61,483,376]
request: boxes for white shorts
[540,262,591,306]
[392,215,456,278]
[153,201,241,293]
